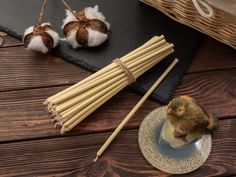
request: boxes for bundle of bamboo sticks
[44,35,174,133]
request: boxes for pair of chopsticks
[94,58,179,162]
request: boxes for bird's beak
[167,108,175,115]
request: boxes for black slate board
[0,0,202,103]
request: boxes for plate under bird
[167,95,218,141]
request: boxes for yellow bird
[167,96,218,140]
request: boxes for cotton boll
[24,25,51,53]
[23,23,60,53]
[62,6,110,48]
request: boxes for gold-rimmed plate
[138,106,212,174]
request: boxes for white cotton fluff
[23,23,60,53]
[62,5,110,48]
[46,29,60,48]
[87,28,108,47]
[84,5,111,30]
[24,26,34,37]
[26,35,49,53]
[62,10,78,29]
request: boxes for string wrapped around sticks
[44,35,174,133]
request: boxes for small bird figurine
[167,96,218,141]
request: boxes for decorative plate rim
[138,106,212,174]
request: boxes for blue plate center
[155,120,198,159]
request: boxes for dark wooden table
[0,35,235,177]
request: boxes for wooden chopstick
[93,58,179,162]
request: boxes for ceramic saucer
[138,106,212,174]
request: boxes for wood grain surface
[0,37,235,92]
[0,68,236,142]
[0,35,235,177]
[0,119,235,177]
[187,37,236,73]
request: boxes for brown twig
[59,0,77,19]
[0,37,4,47]
[38,0,47,24]
[1,43,25,48]
[0,36,25,48]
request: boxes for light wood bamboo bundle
[44,35,174,133]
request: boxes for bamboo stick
[58,61,153,123]
[53,48,173,129]
[123,35,164,58]
[49,43,173,105]
[48,43,168,104]
[59,60,156,127]
[55,47,173,116]
[45,36,164,103]
[60,83,125,133]
[44,36,175,134]
[60,78,126,121]
[57,47,173,126]
[55,74,125,113]
[54,46,172,112]
[122,39,166,63]
[93,58,179,162]
[52,55,167,124]
[60,50,174,130]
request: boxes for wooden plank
[0,69,236,142]
[0,119,235,177]
[174,69,236,118]
[0,36,235,92]
[187,37,236,73]
[0,45,91,92]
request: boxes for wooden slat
[0,46,91,92]
[0,119,235,177]
[0,69,235,142]
[0,35,235,177]
[187,37,236,73]
[0,36,235,92]
[174,69,236,117]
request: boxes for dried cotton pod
[62,5,110,48]
[23,23,60,53]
